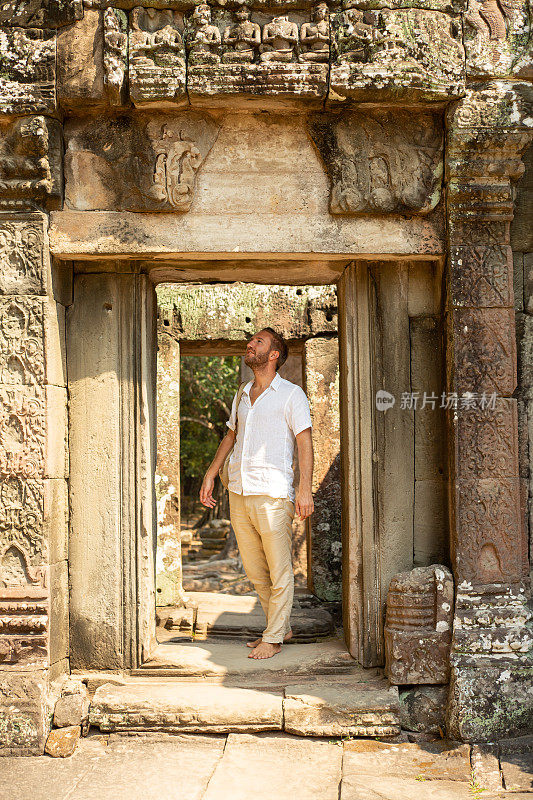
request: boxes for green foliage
[180,355,241,484]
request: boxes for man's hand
[199,472,217,508]
[295,486,314,520]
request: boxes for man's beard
[244,350,270,368]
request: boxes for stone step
[89,680,400,737]
[136,637,356,678]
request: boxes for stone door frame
[65,256,440,671]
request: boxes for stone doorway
[151,282,344,677]
[65,255,446,678]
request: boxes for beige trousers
[229,492,295,644]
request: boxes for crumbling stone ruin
[0,0,531,755]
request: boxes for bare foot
[246,630,293,648]
[248,641,281,659]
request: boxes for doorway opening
[150,282,346,677]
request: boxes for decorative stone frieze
[129,7,187,107]
[64,112,220,211]
[0,117,62,212]
[329,7,465,102]
[0,27,56,114]
[308,110,443,215]
[186,3,328,107]
[464,0,532,79]
[384,565,454,685]
[0,298,45,386]
[448,245,514,307]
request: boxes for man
[199,328,314,660]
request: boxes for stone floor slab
[500,736,533,792]
[283,683,400,737]
[89,681,283,733]
[340,774,472,800]
[342,740,472,782]
[140,636,355,677]
[203,733,343,800]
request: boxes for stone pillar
[446,82,533,741]
[156,331,186,607]
[305,336,341,602]
[68,270,157,671]
[0,211,69,754]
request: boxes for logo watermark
[375,391,497,411]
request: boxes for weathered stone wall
[0,0,530,753]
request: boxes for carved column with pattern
[445,81,533,741]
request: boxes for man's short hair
[262,327,288,371]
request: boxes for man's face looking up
[244,330,279,369]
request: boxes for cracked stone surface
[0,732,487,800]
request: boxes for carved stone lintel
[64,112,220,212]
[308,110,443,215]
[0,117,62,212]
[385,565,454,685]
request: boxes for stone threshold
[88,679,400,738]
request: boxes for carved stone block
[384,565,453,684]
[0,0,82,29]
[448,661,533,742]
[0,386,45,480]
[64,113,220,212]
[57,9,104,108]
[453,478,523,583]
[464,0,532,79]
[452,398,518,479]
[329,8,465,102]
[103,7,128,106]
[188,62,328,108]
[0,477,45,566]
[0,594,48,667]
[0,27,56,114]
[449,245,514,307]
[129,8,187,108]
[0,298,44,385]
[0,214,48,295]
[449,81,533,131]
[308,110,443,215]
[0,117,62,211]
[0,671,49,755]
[447,307,517,395]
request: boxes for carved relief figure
[260,15,299,62]
[0,116,54,209]
[103,7,128,105]
[185,3,221,64]
[334,6,375,63]
[0,301,42,385]
[300,3,330,63]
[149,125,202,209]
[130,8,185,68]
[0,221,43,293]
[222,5,261,63]
[0,477,43,565]
[0,388,44,478]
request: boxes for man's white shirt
[226,372,312,502]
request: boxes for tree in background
[180,354,241,524]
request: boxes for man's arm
[295,427,314,520]
[199,429,236,508]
